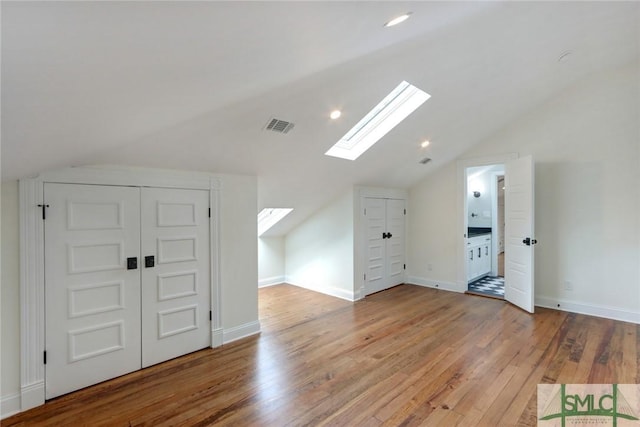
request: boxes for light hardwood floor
[4,284,638,426]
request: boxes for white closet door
[45,183,141,399]
[385,199,405,288]
[365,197,406,295]
[141,187,211,368]
[365,198,387,295]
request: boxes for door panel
[45,183,141,399]
[141,188,210,368]
[505,155,535,313]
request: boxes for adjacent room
[2,1,639,425]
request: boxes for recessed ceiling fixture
[385,12,412,27]
[325,81,430,161]
[330,110,342,120]
[421,140,430,148]
[258,208,293,236]
[558,50,573,62]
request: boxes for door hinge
[209,310,212,321]
[208,208,211,218]
[364,208,367,216]
[404,264,406,270]
[364,273,366,281]
[37,204,49,220]
[44,351,47,365]
[404,209,406,215]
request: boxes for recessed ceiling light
[330,110,342,120]
[385,12,412,27]
[325,81,430,161]
[421,140,430,148]
[558,50,573,62]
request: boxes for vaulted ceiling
[2,1,638,235]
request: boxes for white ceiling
[2,1,639,236]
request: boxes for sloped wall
[285,190,355,300]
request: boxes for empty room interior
[1,1,639,426]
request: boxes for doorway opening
[465,164,505,299]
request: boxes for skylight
[325,81,430,161]
[257,208,293,236]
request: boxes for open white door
[504,155,536,313]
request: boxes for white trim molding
[19,166,223,413]
[406,276,463,293]
[536,296,640,324]
[0,392,22,420]
[222,321,261,344]
[258,276,286,288]
[285,279,355,301]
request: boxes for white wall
[408,61,640,322]
[217,174,259,339]
[258,236,285,287]
[1,181,21,417]
[467,167,496,228]
[285,190,354,300]
[0,172,259,417]
[407,163,459,292]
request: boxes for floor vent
[265,118,295,134]
[419,157,432,165]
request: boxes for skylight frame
[257,208,293,236]
[325,81,430,161]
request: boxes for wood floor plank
[3,284,637,427]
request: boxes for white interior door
[504,155,535,313]
[385,199,406,288]
[365,198,386,294]
[141,188,211,367]
[45,183,141,399]
[364,197,406,295]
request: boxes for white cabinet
[467,234,491,282]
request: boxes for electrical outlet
[427,263,433,271]
[564,280,573,291]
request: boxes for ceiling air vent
[419,157,432,165]
[265,118,295,134]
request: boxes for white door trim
[19,166,222,411]
[456,154,517,292]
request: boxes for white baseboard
[211,327,224,347]
[20,381,44,412]
[406,276,463,293]
[285,278,355,301]
[258,276,285,288]
[0,393,21,420]
[222,321,261,344]
[536,296,640,324]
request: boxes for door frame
[456,154,517,291]
[490,171,504,276]
[19,166,222,410]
